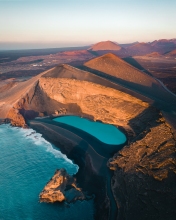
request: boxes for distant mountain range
[88,39,176,57]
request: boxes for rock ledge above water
[39,168,86,203]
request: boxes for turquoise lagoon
[53,116,126,145]
[0,124,94,220]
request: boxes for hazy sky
[0,0,176,49]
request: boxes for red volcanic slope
[84,53,176,104]
[144,52,162,57]
[127,42,154,55]
[165,49,176,57]
[88,41,121,51]
[84,53,157,87]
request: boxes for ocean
[0,124,94,220]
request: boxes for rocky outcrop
[109,118,176,180]
[40,168,86,203]
[7,107,26,127]
[108,116,176,219]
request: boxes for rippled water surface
[0,124,94,220]
[53,116,126,145]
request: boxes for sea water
[0,124,94,220]
[53,116,126,145]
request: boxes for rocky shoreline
[27,105,176,220]
[1,103,176,220]
[28,118,119,220]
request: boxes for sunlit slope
[25,64,150,127]
[0,68,54,118]
[0,64,150,129]
[88,41,122,51]
[84,53,176,105]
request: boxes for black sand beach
[28,117,126,220]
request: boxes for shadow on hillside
[87,50,99,56]
[127,104,160,141]
[123,56,152,76]
[78,66,176,110]
[86,49,129,58]
[19,109,39,119]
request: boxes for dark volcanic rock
[108,117,176,220]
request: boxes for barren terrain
[0,50,94,80]
[133,55,176,94]
[0,46,176,220]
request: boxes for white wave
[0,124,79,172]
[22,128,77,166]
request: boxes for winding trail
[155,77,176,98]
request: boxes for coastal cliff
[0,64,150,131]
[108,116,176,219]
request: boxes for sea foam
[0,124,79,173]
[0,124,93,220]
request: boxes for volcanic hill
[88,41,128,57]
[84,53,176,107]
[143,52,162,57]
[88,41,121,51]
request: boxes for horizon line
[0,38,175,51]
